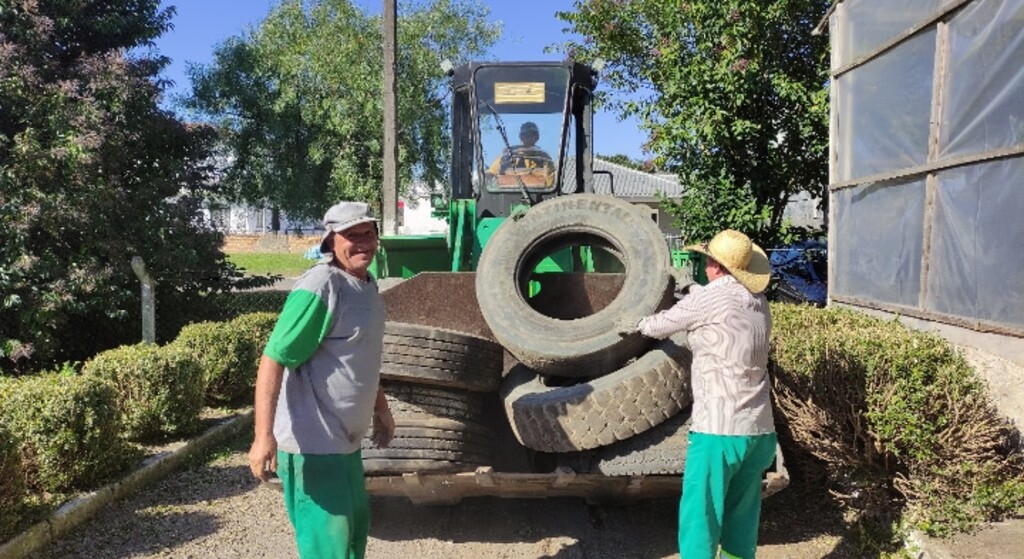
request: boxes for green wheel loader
[364,60,788,505]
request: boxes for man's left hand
[371,405,396,448]
[615,317,640,337]
[671,268,697,298]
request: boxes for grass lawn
[227,252,315,277]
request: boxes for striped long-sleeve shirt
[638,275,775,436]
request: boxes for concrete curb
[906,531,940,559]
[0,410,254,559]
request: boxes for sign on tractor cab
[493,81,545,104]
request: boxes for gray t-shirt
[263,262,385,454]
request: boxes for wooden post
[382,0,399,235]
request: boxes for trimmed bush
[0,371,139,494]
[83,344,204,442]
[0,421,26,541]
[770,303,1024,536]
[229,311,278,362]
[172,312,277,404]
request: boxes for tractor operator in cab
[486,121,555,187]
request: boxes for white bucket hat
[319,201,378,253]
[685,229,771,294]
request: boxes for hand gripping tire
[476,194,673,377]
[499,333,691,453]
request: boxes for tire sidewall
[476,194,672,376]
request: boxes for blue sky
[152,0,647,159]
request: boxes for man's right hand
[248,434,278,482]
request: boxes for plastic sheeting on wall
[838,0,949,67]
[939,0,1024,158]
[831,0,1024,334]
[831,178,925,307]
[836,30,936,182]
[926,159,1024,327]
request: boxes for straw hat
[685,229,771,294]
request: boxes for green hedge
[769,303,1024,537]
[0,421,25,542]
[0,371,139,494]
[83,344,204,442]
[172,312,277,404]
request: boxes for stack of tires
[477,195,696,476]
[367,194,696,477]
[363,322,503,474]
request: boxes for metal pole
[382,0,399,235]
[130,257,156,344]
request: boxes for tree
[0,0,239,372]
[185,0,501,225]
[597,153,645,170]
[560,0,831,247]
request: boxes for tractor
[363,60,788,504]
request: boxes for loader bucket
[382,272,490,338]
[381,272,629,339]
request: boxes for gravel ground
[21,426,863,559]
[20,345,1024,559]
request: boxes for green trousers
[678,432,778,559]
[277,450,369,559]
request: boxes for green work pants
[678,432,778,559]
[277,450,369,559]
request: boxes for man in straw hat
[626,229,776,559]
[249,201,395,559]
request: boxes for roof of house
[560,157,683,200]
[594,158,683,199]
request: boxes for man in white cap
[249,201,395,559]
[626,229,776,559]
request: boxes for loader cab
[449,61,598,220]
[372,61,601,279]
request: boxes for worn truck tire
[364,391,497,475]
[476,194,673,377]
[361,438,492,472]
[382,381,491,428]
[377,411,495,440]
[363,426,493,454]
[588,409,692,476]
[361,448,491,462]
[362,432,492,458]
[499,333,691,452]
[362,458,480,475]
[381,322,503,392]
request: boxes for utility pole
[382,0,398,235]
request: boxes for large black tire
[362,458,481,475]
[476,194,673,377]
[381,322,503,393]
[589,409,691,476]
[364,413,495,475]
[499,333,691,452]
[382,381,491,429]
